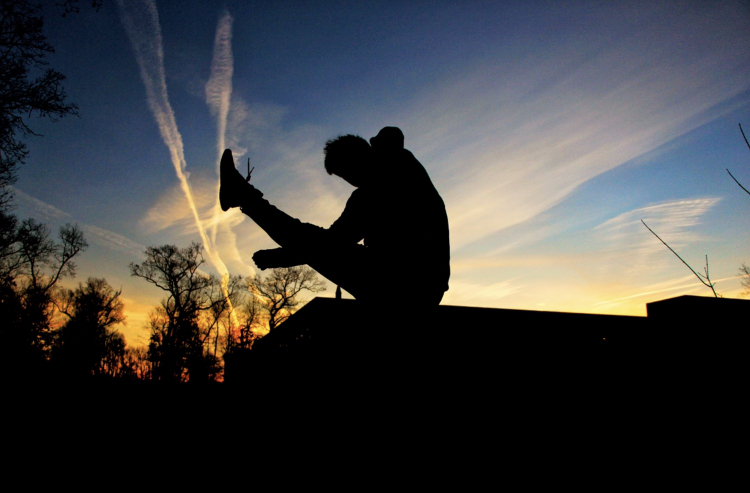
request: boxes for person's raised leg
[220,149,327,247]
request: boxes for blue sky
[11,0,750,345]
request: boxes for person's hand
[252,249,278,270]
[252,248,302,270]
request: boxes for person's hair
[324,134,371,176]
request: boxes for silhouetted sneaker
[220,148,262,211]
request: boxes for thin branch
[726,169,750,195]
[725,124,750,196]
[702,255,720,298]
[703,254,710,281]
[641,220,718,297]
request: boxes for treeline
[0,221,325,382]
[129,243,325,383]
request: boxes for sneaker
[219,149,262,211]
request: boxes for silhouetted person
[220,127,450,308]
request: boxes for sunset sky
[11,0,750,346]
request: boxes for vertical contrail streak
[205,10,234,245]
[117,0,238,327]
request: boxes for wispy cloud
[12,187,146,258]
[389,2,749,251]
[593,273,739,308]
[117,0,243,325]
[205,11,234,144]
[442,278,521,308]
[82,224,148,259]
[439,196,724,313]
[205,10,234,246]
[11,187,71,223]
[594,198,721,276]
[117,1,234,268]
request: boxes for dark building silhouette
[224,295,747,387]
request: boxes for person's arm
[327,189,366,244]
[251,190,366,270]
[252,248,306,270]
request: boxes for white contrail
[205,10,234,245]
[593,275,739,306]
[117,0,237,326]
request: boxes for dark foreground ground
[8,334,739,426]
[5,295,743,480]
[4,339,741,487]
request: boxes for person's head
[324,134,374,187]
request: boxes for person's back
[327,128,450,303]
[355,149,449,295]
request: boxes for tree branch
[726,168,750,196]
[641,220,718,297]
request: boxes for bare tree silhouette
[0,220,87,367]
[55,1,104,18]
[55,277,126,377]
[121,345,151,380]
[641,220,718,298]
[130,243,242,382]
[249,266,326,332]
[642,123,750,298]
[0,1,79,211]
[729,124,750,294]
[726,124,750,196]
[224,292,263,354]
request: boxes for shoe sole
[219,148,234,211]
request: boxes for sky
[10,0,750,346]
